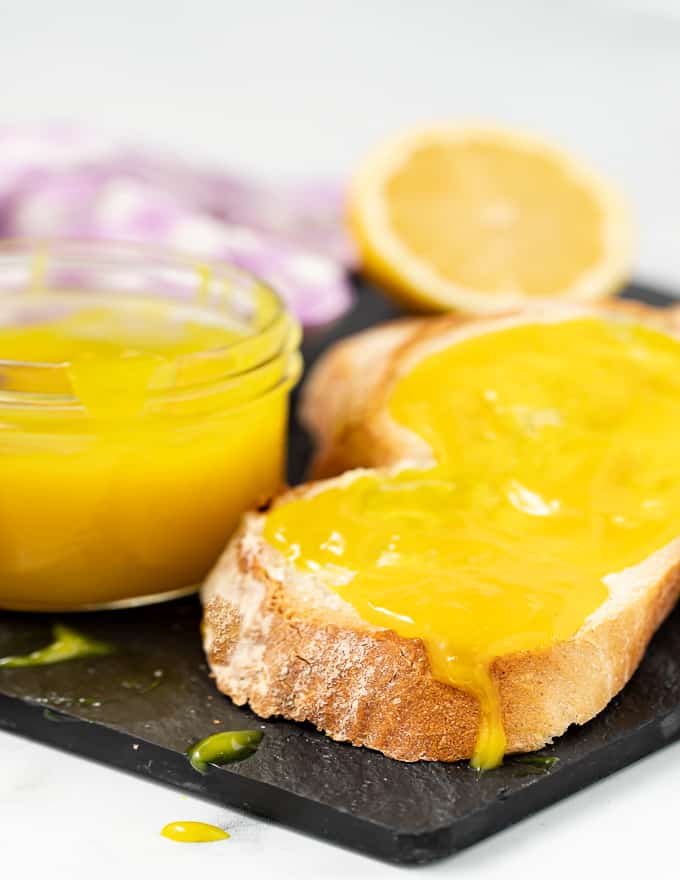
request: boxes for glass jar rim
[0,238,301,412]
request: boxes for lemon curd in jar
[0,242,301,611]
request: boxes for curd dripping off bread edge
[201,300,680,763]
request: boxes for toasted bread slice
[202,301,680,762]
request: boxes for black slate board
[1,279,679,866]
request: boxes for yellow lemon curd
[0,292,299,611]
[264,317,680,768]
[161,821,229,843]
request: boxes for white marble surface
[2,1,680,876]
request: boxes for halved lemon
[348,123,633,313]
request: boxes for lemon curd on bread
[202,303,680,768]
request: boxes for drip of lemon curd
[264,317,680,769]
[161,821,229,843]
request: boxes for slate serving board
[1,279,679,866]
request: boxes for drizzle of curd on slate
[0,623,112,667]
[264,317,680,769]
[188,729,264,773]
[0,294,292,610]
[161,822,229,843]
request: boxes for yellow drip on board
[0,624,112,667]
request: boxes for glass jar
[0,240,301,610]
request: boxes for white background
[1,1,680,877]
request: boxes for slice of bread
[201,301,680,762]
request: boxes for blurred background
[1,0,679,289]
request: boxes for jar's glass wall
[0,241,301,611]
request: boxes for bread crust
[202,300,680,762]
